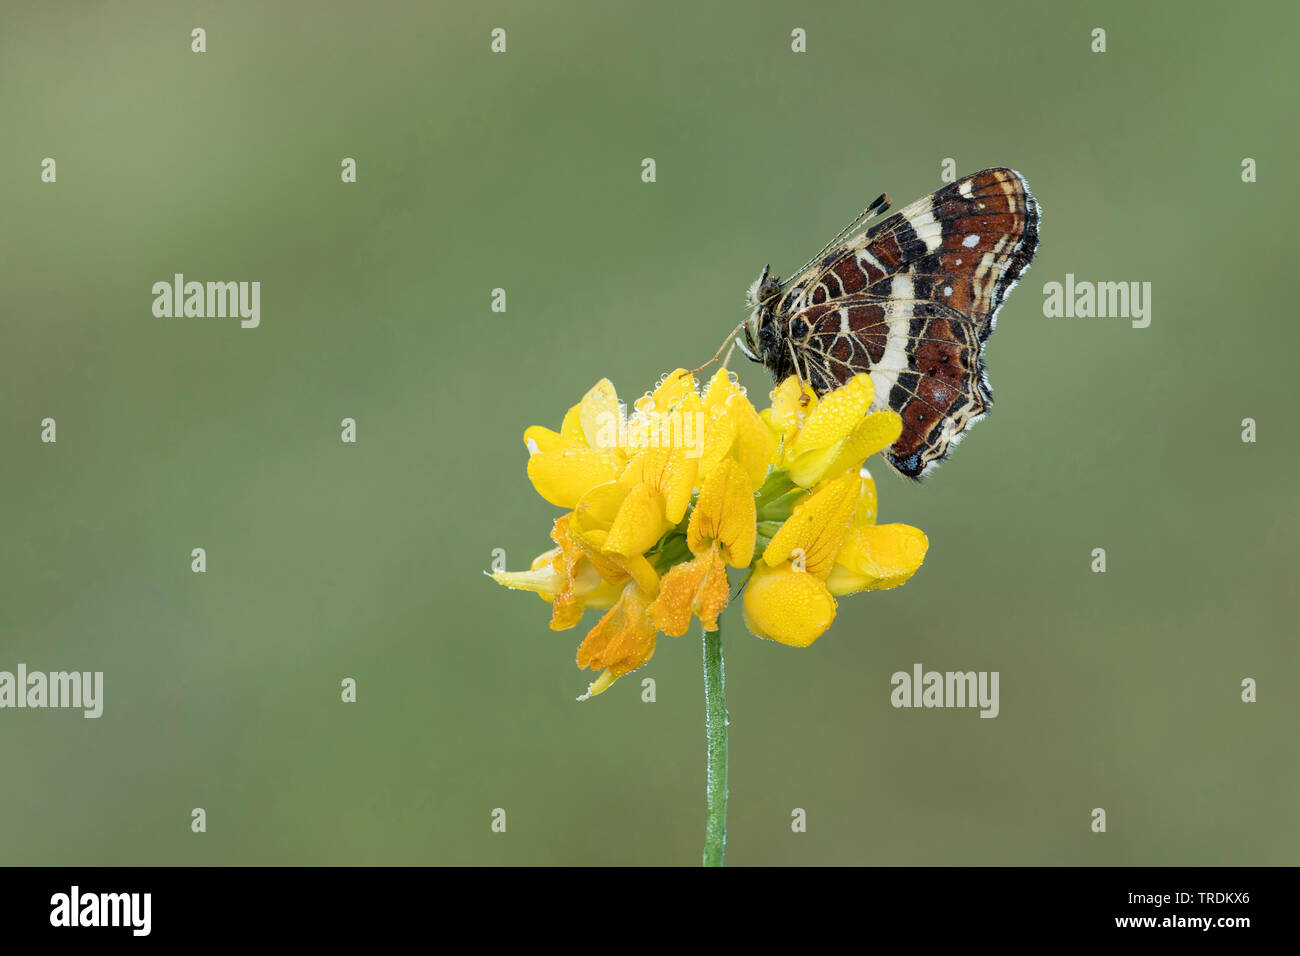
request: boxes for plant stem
[702,623,728,866]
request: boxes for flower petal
[697,402,738,479]
[560,403,587,444]
[610,551,661,597]
[855,469,879,526]
[702,368,742,411]
[523,425,572,456]
[547,564,618,629]
[692,548,731,631]
[728,394,778,488]
[604,482,671,557]
[761,471,860,576]
[526,448,624,509]
[650,546,730,636]
[673,390,706,461]
[818,410,903,480]
[826,523,929,595]
[619,447,698,524]
[787,440,846,488]
[549,515,627,623]
[688,458,756,568]
[572,481,627,531]
[650,368,697,411]
[576,581,658,678]
[490,564,564,597]
[561,526,633,585]
[578,669,619,700]
[742,562,837,647]
[489,523,623,630]
[768,376,815,436]
[789,374,873,456]
[579,378,622,450]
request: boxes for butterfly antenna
[783,193,892,287]
[686,316,749,379]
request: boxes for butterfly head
[740,264,784,362]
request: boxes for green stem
[702,623,729,866]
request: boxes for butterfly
[736,167,1041,480]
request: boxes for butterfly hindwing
[768,167,1040,479]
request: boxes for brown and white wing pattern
[767,167,1040,479]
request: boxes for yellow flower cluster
[492,368,928,698]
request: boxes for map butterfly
[737,167,1041,479]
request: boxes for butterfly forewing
[764,167,1040,479]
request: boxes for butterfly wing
[778,167,1040,479]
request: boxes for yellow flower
[490,515,624,630]
[688,457,757,568]
[650,546,730,637]
[576,578,661,700]
[523,381,626,508]
[761,471,861,576]
[647,375,769,637]
[535,372,702,562]
[494,367,927,697]
[650,457,756,635]
[742,563,838,648]
[826,523,930,595]
[699,371,776,488]
[764,374,902,487]
[744,469,928,646]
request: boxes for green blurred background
[2,0,1297,865]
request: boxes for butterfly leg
[785,337,812,396]
[720,337,739,371]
